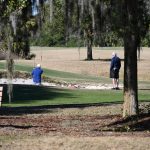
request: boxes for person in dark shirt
[32,64,43,85]
[110,52,121,89]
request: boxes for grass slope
[1,85,150,107]
[0,62,109,83]
[0,62,150,107]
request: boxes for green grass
[1,62,150,87]
[0,61,150,107]
[14,63,150,87]
[1,85,150,107]
[0,62,110,83]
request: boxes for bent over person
[110,52,121,90]
[32,64,43,85]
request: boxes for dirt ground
[0,47,150,150]
[0,103,150,150]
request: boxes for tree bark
[123,0,139,117]
[87,38,93,60]
[123,34,139,117]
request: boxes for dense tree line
[30,0,150,48]
[30,0,66,47]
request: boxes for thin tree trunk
[123,34,139,117]
[49,0,53,22]
[87,38,93,60]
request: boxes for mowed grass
[1,84,150,107]
[1,62,149,86]
[0,62,109,83]
[0,62,150,107]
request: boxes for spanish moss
[6,23,14,103]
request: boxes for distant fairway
[14,46,150,82]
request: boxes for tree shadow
[1,84,74,103]
[83,58,145,62]
[100,113,150,132]
[83,58,124,62]
[138,88,150,90]
[0,124,35,129]
[0,101,123,116]
[0,84,123,116]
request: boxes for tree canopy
[29,0,150,48]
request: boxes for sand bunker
[0,78,123,90]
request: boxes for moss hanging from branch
[6,22,14,103]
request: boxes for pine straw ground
[0,103,150,150]
[0,47,150,150]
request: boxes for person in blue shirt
[32,64,43,85]
[110,52,121,90]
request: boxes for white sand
[0,78,123,90]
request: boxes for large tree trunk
[123,34,139,117]
[123,0,139,117]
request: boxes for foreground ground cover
[0,103,150,150]
[0,84,149,149]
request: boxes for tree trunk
[87,38,93,60]
[123,34,139,117]
[123,0,139,117]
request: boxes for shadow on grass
[138,88,150,90]
[1,84,74,103]
[0,102,123,116]
[0,124,34,129]
[84,58,124,62]
[0,84,123,116]
[84,58,144,62]
[98,113,150,132]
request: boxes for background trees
[30,0,66,46]
[29,0,150,48]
